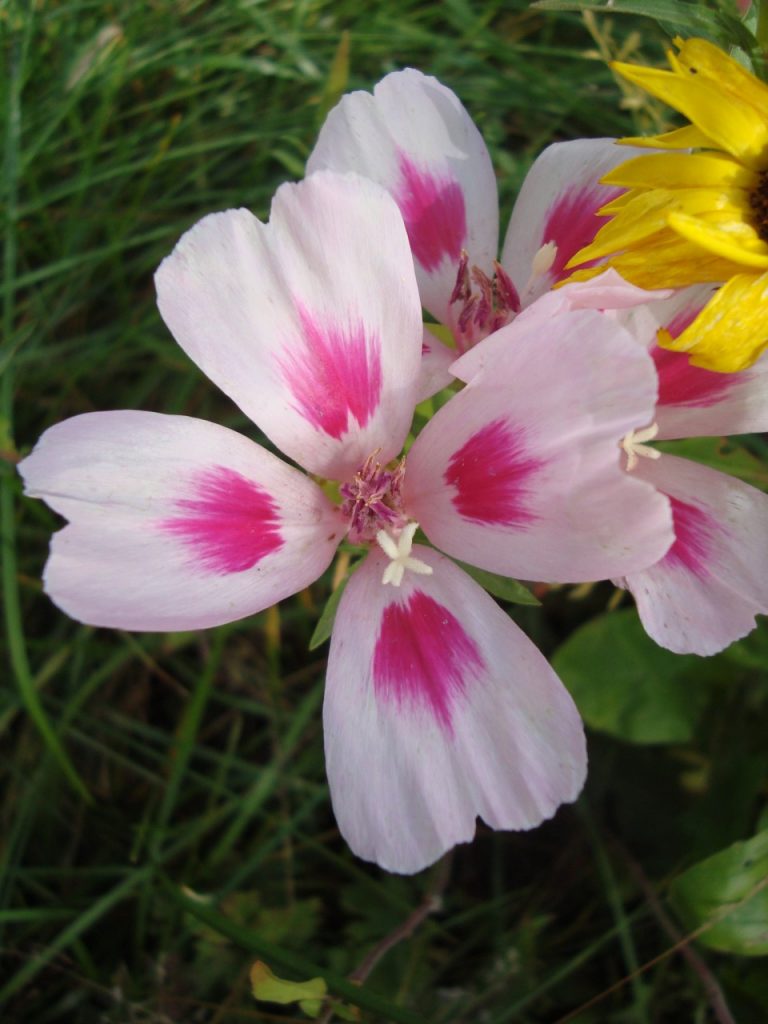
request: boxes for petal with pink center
[155,172,422,481]
[617,285,768,438]
[621,455,768,655]
[406,305,674,581]
[324,547,586,873]
[501,139,650,307]
[19,411,343,631]
[307,69,499,327]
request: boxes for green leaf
[670,830,768,956]
[552,609,707,743]
[656,437,768,492]
[532,1,756,50]
[454,561,540,605]
[309,571,354,651]
[315,30,350,126]
[250,960,327,1017]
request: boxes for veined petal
[619,123,718,151]
[611,59,768,166]
[667,212,768,268]
[19,412,343,631]
[501,139,641,305]
[601,152,755,191]
[617,284,768,437]
[621,455,768,655]
[571,229,747,289]
[672,38,768,120]
[570,187,748,267]
[307,69,499,326]
[405,305,674,582]
[324,547,586,873]
[155,172,422,481]
[659,270,768,372]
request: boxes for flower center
[449,250,521,350]
[749,169,768,243]
[340,451,408,544]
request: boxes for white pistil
[376,522,433,587]
[621,422,661,471]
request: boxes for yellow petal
[602,152,754,191]
[659,270,768,372]
[571,188,750,266]
[673,38,768,120]
[619,123,717,151]
[611,60,768,166]
[668,211,768,268]
[569,227,746,288]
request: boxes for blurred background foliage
[2,0,767,1020]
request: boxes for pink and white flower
[611,288,768,655]
[307,68,645,374]
[452,277,768,656]
[20,172,673,872]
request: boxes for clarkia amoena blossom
[20,171,674,873]
[307,68,651,393]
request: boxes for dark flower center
[749,169,768,243]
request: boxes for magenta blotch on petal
[542,184,623,281]
[160,466,283,573]
[373,590,484,732]
[653,344,741,409]
[444,418,543,527]
[395,152,467,272]
[278,307,383,441]
[664,498,717,580]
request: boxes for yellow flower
[568,37,768,373]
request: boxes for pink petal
[501,139,648,307]
[621,455,768,655]
[324,547,586,873]
[451,269,671,386]
[307,69,499,327]
[405,304,674,581]
[155,172,422,481]
[619,285,768,438]
[417,326,457,402]
[19,412,343,631]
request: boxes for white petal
[618,284,768,438]
[406,303,674,582]
[622,455,768,655]
[325,547,586,873]
[308,69,498,328]
[155,172,422,480]
[19,412,342,630]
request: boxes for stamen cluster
[449,250,521,348]
[340,452,408,543]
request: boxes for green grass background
[3,0,768,1021]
